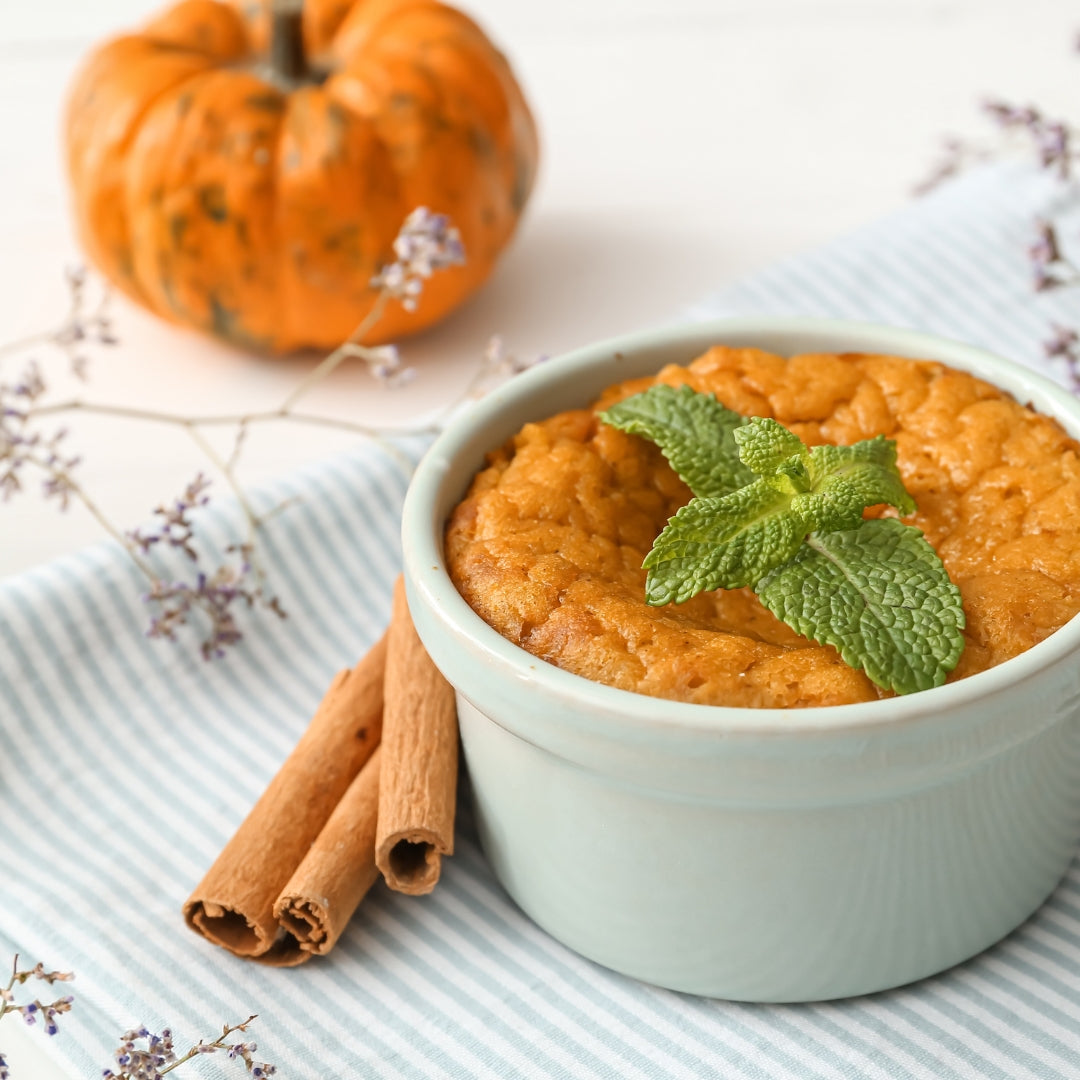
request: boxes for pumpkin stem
[270,0,306,84]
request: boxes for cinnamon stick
[183,633,386,965]
[375,577,459,894]
[274,747,382,957]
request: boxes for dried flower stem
[280,290,391,412]
[185,425,262,539]
[27,400,439,439]
[19,449,158,579]
[1,953,75,1077]
[159,1017,258,1076]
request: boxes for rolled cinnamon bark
[183,633,386,965]
[274,747,382,957]
[375,577,459,894]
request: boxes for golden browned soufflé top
[445,347,1080,708]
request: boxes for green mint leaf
[598,384,753,497]
[754,518,966,695]
[733,417,808,476]
[799,466,916,533]
[805,436,916,531]
[642,480,808,603]
[810,434,900,475]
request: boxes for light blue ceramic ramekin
[401,318,1080,1002]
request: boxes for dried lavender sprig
[0,359,81,506]
[126,475,270,660]
[0,266,114,378]
[0,955,75,1070]
[101,1016,275,1080]
[983,99,1075,180]
[141,516,286,661]
[916,97,1080,195]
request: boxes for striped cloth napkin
[3,162,1080,1080]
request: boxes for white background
[2,0,1079,1075]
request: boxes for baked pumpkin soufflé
[445,346,1080,708]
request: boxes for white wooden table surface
[2,0,1078,1075]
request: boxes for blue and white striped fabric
[4,162,1080,1079]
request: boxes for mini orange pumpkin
[65,0,538,352]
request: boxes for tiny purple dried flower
[105,1025,177,1080]
[142,541,285,661]
[982,98,1075,180]
[371,207,465,311]
[1039,121,1070,176]
[11,361,45,403]
[128,474,211,559]
[1,957,75,1060]
[1027,218,1079,292]
[1044,323,1080,391]
[364,343,417,386]
[1044,323,1078,358]
[54,264,116,367]
[983,99,1040,130]
[471,335,549,398]
[0,361,82,511]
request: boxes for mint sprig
[599,385,965,695]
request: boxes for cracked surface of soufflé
[444,347,1080,707]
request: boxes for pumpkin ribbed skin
[65,0,538,352]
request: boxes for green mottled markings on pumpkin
[323,224,361,257]
[170,214,188,249]
[198,184,228,222]
[208,293,271,352]
[209,293,235,338]
[467,127,496,159]
[511,152,533,213]
[600,384,965,696]
[245,92,286,113]
[117,248,135,281]
[326,102,349,154]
